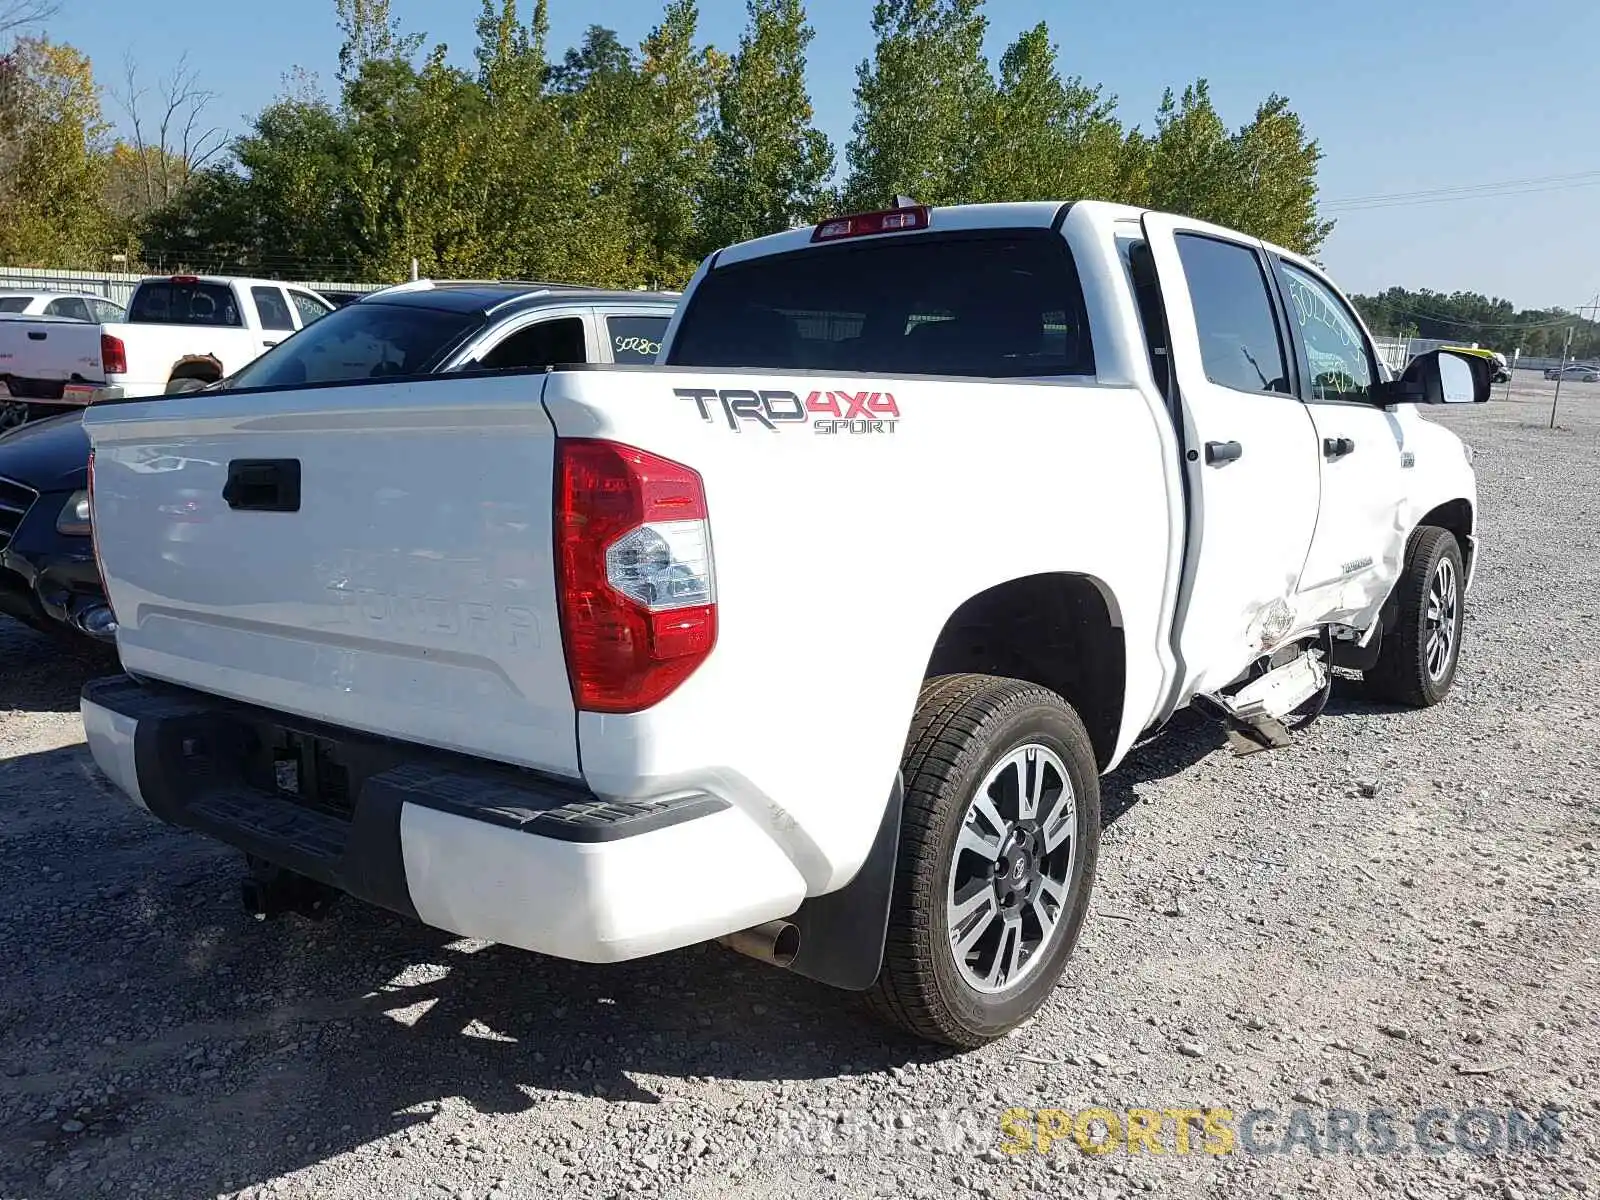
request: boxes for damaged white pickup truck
[78,201,1488,1048]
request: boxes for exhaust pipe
[718,919,800,969]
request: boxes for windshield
[668,230,1094,378]
[219,300,482,392]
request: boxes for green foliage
[843,0,993,209]
[0,37,116,266]
[967,22,1125,207]
[13,0,1346,284]
[1351,288,1600,361]
[697,0,834,258]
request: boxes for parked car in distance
[1544,363,1600,382]
[0,275,337,431]
[0,291,127,322]
[79,200,1488,1048]
[0,282,678,643]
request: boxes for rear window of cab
[668,230,1094,379]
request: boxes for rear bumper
[80,675,807,962]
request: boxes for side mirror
[1394,348,1492,405]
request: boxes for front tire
[867,674,1100,1048]
[1367,525,1465,707]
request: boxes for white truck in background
[0,275,335,429]
[79,201,1490,1048]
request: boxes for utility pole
[1550,326,1573,429]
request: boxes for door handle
[263,340,279,348]
[1323,436,1355,460]
[223,458,301,512]
[1204,440,1243,465]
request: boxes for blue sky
[42,0,1600,310]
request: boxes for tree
[108,52,226,220]
[628,1,723,286]
[1226,95,1332,254]
[1142,81,1233,225]
[1138,79,1331,255]
[697,0,833,256]
[0,0,56,38]
[1350,287,1600,360]
[548,25,631,94]
[334,0,423,87]
[0,37,117,266]
[844,0,993,209]
[968,22,1126,206]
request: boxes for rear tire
[1366,525,1465,707]
[867,674,1100,1048]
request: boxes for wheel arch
[1413,497,1474,579]
[921,572,1126,771]
[167,353,224,385]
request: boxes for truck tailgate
[0,316,103,395]
[82,375,580,778]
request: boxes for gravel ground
[2,374,1598,1200]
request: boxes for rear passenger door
[1139,213,1323,696]
[250,286,296,349]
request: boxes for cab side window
[1175,234,1291,396]
[1278,262,1375,402]
[251,287,296,333]
[45,296,92,322]
[288,290,333,327]
[607,315,668,364]
[478,316,587,371]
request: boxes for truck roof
[706,199,1317,274]
[360,283,681,317]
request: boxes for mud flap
[783,772,903,992]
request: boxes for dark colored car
[0,282,677,642]
[0,413,111,640]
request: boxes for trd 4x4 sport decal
[676,387,899,434]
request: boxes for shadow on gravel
[0,619,118,714]
[1099,709,1223,827]
[0,737,951,1200]
[0,667,1437,1199]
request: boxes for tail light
[86,449,116,622]
[554,439,716,713]
[100,333,127,375]
[812,204,930,242]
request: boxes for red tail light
[169,275,200,284]
[555,439,716,713]
[86,449,116,621]
[812,204,930,242]
[100,333,127,375]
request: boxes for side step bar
[1196,645,1330,756]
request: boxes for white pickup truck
[78,201,1489,1048]
[0,275,334,428]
